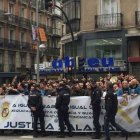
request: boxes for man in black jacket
[55,82,72,138]
[90,81,102,139]
[28,89,45,138]
[104,82,128,140]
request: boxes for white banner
[0,95,140,132]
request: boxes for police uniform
[55,84,72,138]
[91,84,102,139]
[104,82,128,140]
[27,90,45,137]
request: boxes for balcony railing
[46,26,53,35]
[53,28,62,36]
[95,13,123,29]
[135,11,140,26]
[20,42,31,50]
[19,0,28,5]
[4,38,20,50]
[0,38,33,51]
[9,0,16,3]
[0,64,4,72]
[19,17,30,29]
[5,14,19,25]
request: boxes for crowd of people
[0,73,139,97]
[0,73,140,140]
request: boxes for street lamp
[39,44,46,57]
[44,0,76,76]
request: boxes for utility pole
[36,0,40,84]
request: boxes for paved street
[0,134,140,140]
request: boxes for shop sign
[52,56,114,69]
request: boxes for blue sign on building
[39,56,123,74]
[52,56,114,69]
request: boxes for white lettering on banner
[0,95,140,132]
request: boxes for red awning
[128,57,140,62]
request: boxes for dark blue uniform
[28,91,45,137]
[104,82,128,140]
[55,85,72,137]
[91,85,102,139]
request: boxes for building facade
[61,0,140,79]
[0,0,62,84]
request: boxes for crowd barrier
[0,95,140,132]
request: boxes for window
[138,0,140,11]
[63,0,80,21]
[0,53,3,64]
[63,0,80,33]
[0,0,3,10]
[20,7,25,17]
[46,17,51,27]
[0,52,4,71]
[20,53,26,66]
[53,20,62,36]
[8,53,15,72]
[100,0,120,14]
[75,1,80,19]
[31,11,35,21]
[20,31,25,43]
[52,1,61,16]
[9,29,15,41]
[39,14,42,24]
[9,3,14,14]
[98,0,121,28]
[0,26,3,38]
[86,38,122,60]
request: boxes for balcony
[95,13,123,30]
[19,0,28,5]
[0,10,7,22]
[52,28,62,37]
[9,0,16,3]
[30,0,36,8]
[4,38,20,50]
[6,14,19,26]
[9,64,15,72]
[46,26,53,35]
[0,64,4,72]
[20,42,31,51]
[19,17,30,29]
[46,47,60,57]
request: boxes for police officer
[55,81,72,138]
[28,86,45,138]
[90,81,102,139]
[104,82,128,140]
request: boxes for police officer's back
[55,82,72,138]
[90,81,102,139]
[104,82,128,140]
